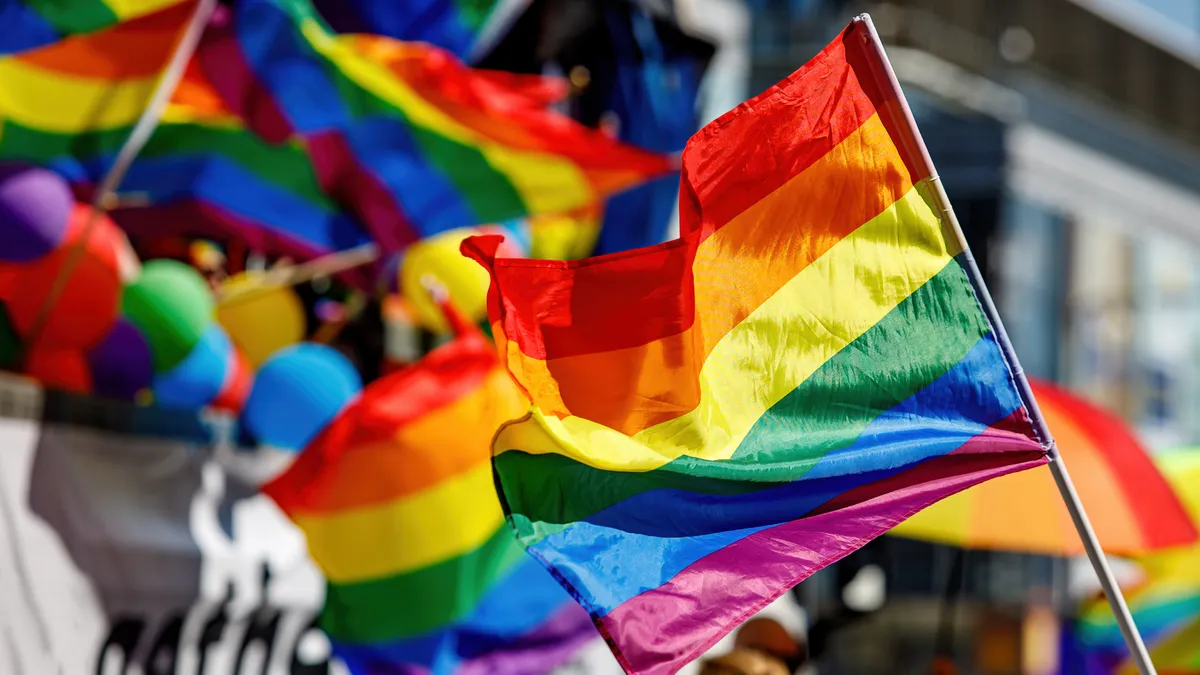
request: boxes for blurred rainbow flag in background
[0,4,373,261]
[263,308,596,674]
[1,0,187,54]
[200,0,670,252]
[310,0,504,59]
[465,18,1051,674]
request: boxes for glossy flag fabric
[0,6,372,261]
[262,306,596,675]
[199,0,671,253]
[463,18,1050,674]
[2,0,187,54]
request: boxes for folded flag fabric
[463,18,1051,674]
[0,5,372,262]
[309,0,503,59]
[2,0,187,55]
[200,0,671,252]
[262,306,597,675]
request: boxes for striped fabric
[199,0,670,252]
[0,5,372,261]
[310,0,501,58]
[1,0,187,54]
[263,309,596,675]
[463,20,1050,674]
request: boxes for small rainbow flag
[200,0,671,252]
[464,18,1050,674]
[1,0,187,54]
[0,5,372,261]
[263,311,596,674]
[309,0,503,58]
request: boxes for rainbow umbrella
[889,379,1197,556]
[1078,450,1200,653]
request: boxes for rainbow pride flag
[0,5,372,260]
[463,18,1050,674]
[310,0,502,58]
[199,0,671,252]
[1,0,187,54]
[263,310,596,674]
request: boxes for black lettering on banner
[196,583,235,675]
[143,613,185,675]
[95,616,145,675]
[235,608,281,675]
[93,568,335,675]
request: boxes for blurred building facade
[750,0,1200,451]
[746,0,1200,672]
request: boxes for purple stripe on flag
[457,603,599,675]
[199,20,295,144]
[596,446,1048,675]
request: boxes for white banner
[0,380,347,675]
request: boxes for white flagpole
[850,13,1157,675]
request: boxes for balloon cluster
[0,164,129,393]
[0,163,248,410]
[0,165,532,455]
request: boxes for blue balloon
[242,343,361,452]
[152,325,232,410]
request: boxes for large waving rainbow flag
[2,0,187,54]
[263,311,597,674]
[199,0,670,252]
[0,4,372,260]
[463,18,1050,674]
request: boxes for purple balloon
[0,163,73,263]
[86,319,154,401]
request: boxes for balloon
[0,303,20,368]
[5,204,123,349]
[122,259,215,372]
[152,325,232,411]
[0,164,72,262]
[400,225,525,332]
[216,273,305,368]
[86,319,153,401]
[25,345,92,394]
[211,347,253,413]
[242,343,361,451]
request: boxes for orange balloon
[25,345,92,394]
[6,204,123,350]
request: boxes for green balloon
[121,260,214,373]
[0,303,20,369]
